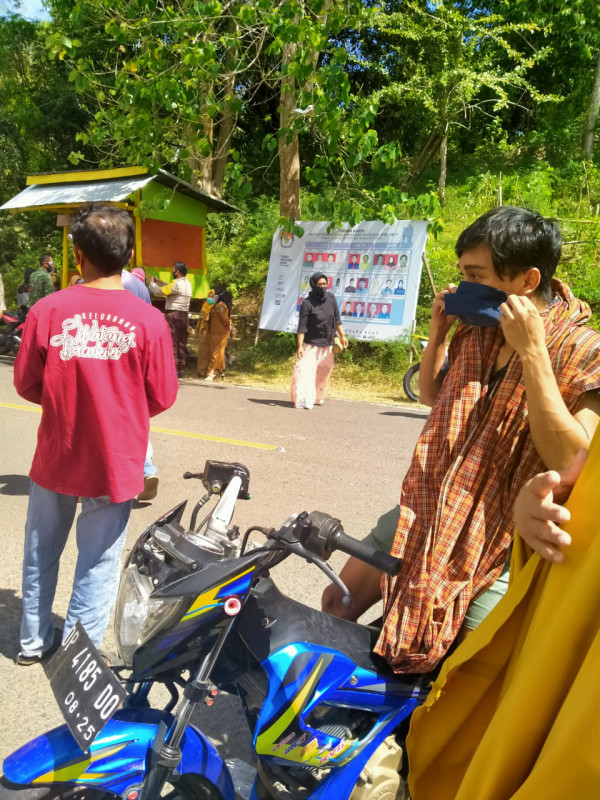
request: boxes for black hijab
[309,272,328,302]
[215,284,233,314]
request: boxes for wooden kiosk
[0,166,240,298]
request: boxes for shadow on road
[0,587,64,660]
[247,398,294,408]
[0,474,30,495]
[379,410,429,420]
[180,380,228,390]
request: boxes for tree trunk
[212,113,235,199]
[187,117,214,195]
[212,46,237,199]
[582,48,600,158]
[438,133,448,204]
[278,3,330,220]
[401,130,443,191]
[279,42,301,220]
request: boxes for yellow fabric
[407,428,600,800]
[207,301,230,374]
[160,280,175,296]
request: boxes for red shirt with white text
[14,285,178,502]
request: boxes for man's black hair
[70,204,134,275]
[455,206,562,301]
[39,253,53,266]
[174,261,188,276]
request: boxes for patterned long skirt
[290,344,334,409]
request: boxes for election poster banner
[258,220,428,341]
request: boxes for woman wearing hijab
[204,285,232,382]
[291,272,348,409]
[196,289,216,377]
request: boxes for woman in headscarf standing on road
[196,289,216,377]
[291,272,348,409]
[204,285,232,382]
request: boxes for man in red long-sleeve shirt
[14,203,178,665]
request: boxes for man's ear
[522,267,541,295]
[129,249,135,265]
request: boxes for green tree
[367,0,554,203]
[46,0,439,226]
[0,11,89,303]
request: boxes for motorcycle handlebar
[327,529,402,576]
[291,512,402,577]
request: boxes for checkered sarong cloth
[376,281,600,673]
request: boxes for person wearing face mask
[150,261,192,378]
[322,206,600,676]
[196,289,216,377]
[28,254,56,307]
[203,284,232,382]
[291,272,348,410]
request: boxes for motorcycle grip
[331,530,402,576]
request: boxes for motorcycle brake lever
[284,539,353,609]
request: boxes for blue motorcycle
[1,461,431,800]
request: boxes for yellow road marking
[150,426,278,451]
[0,402,278,451]
[0,402,41,413]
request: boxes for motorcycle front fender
[2,708,235,800]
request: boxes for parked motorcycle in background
[0,309,26,357]
[402,335,449,403]
[1,461,433,800]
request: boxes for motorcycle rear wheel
[0,775,223,800]
[402,362,420,403]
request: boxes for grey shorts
[363,506,510,631]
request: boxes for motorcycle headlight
[114,563,184,667]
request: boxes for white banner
[259,220,428,341]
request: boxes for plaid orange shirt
[376,281,600,673]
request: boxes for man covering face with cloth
[322,205,600,674]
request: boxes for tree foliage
[45,0,439,226]
[0,11,89,304]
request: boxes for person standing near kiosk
[14,204,178,665]
[150,261,192,378]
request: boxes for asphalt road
[0,355,427,768]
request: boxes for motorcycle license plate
[46,622,126,752]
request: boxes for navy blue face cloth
[444,281,508,327]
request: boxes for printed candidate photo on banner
[339,299,367,319]
[347,252,372,270]
[352,301,366,318]
[394,278,406,296]
[340,299,354,317]
[366,302,392,321]
[321,252,337,264]
[355,277,369,294]
[397,252,410,269]
[331,275,343,295]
